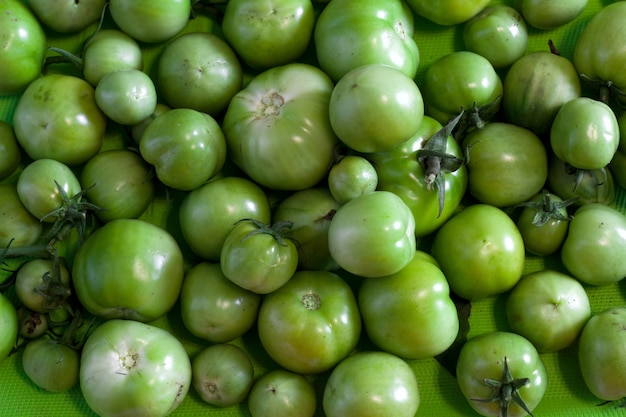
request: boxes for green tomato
[28,0,106,33]
[0,0,46,95]
[13,74,107,166]
[456,331,547,417]
[0,292,18,362]
[15,258,72,314]
[578,306,626,401]
[328,191,416,278]
[515,0,588,30]
[323,351,420,417]
[431,204,525,301]
[80,319,191,417]
[550,97,619,170]
[358,250,459,359]
[547,154,616,206]
[22,337,79,392]
[222,63,338,191]
[328,155,378,205]
[561,203,626,286]
[222,0,315,69]
[179,262,260,343]
[463,5,528,69]
[72,219,184,322]
[406,0,491,26]
[108,0,190,43]
[463,122,548,207]
[140,108,226,191]
[157,32,242,116]
[220,219,298,294]
[329,64,424,153]
[505,269,591,353]
[0,184,43,248]
[95,69,157,126]
[179,176,271,261]
[257,270,361,374]
[0,120,21,180]
[17,308,48,340]
[247,369,317,417]
[314,0,420,82]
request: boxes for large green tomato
[431,204,525,301]
[28,0,106,33]
[323,351,420,417]
[561,203,626,286]
[222,63,338,191]
[108,0,190,43]
[328,191,416,278]
[456,331,547,417]
[578,307,626,401]
[13,74,107,166]
[406,0,491,26]
[257,270,361,374]
[0,292,17,362]
[358,250,459,359]
[314,0,420,82]
[222,0,315,70]
[329,64,424,153]
[72,219,185,322]
[515,0,587,30]
[80,319,192,417]
[0,0,46,95]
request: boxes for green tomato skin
[431,204,525,301]
[109,0,190,43]
[222,0,315,70]
[0,184,43,248]
[407,0,491,25]
[505,269,591,353]
[550,97,619,170]
[0,121,21,180]
[323,351,420,417]
[561,203,626,286]
[22,337,79,392]
[82,29,144,87]
[314,0,420,82]
[358,250,459,359]
[247,369,317,417]
[579,307,626,401]
[13,74,107,166]
[456,331,547,417]
[72,219,184,322]
[329,64,424,153]
[0,0,47,95]
[95,69,157,126]
[180,262,260,343]
[80,319,192,417]
[515,0,587,29]
[463,5,528,69]
[328,191,416,278]
[328,155,378,205]
[0,292,18,362]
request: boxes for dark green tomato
[0,120,21,180]
[0,292,18,362]
[109,0,190,43]
[546,154,615,206]
[502,50,581,136]
[222,63,338,191]
[257,270,361,374]
[561,203,626,286]
[463,5,528,69]
[191,344,254,408]
[515,0,587,30]
[72,219,185,322]
[579,307,626,401]
[95,69,157,126]
[505,269,590,353]
[222,0,315,70]
[406,0,491,25]
[180,262,260,343]
[456,331,547,417]
[140,108,226,191]
[247,369,317,417]
[0,0,47,95]
[358,250,459,359]
[367,116,468,237]
[463,122,548,208]
[550,97,619,170]
[515,191,572,256]
[431,204,525,301]
[15,258,72,314]
[13,74,107,166]
[29,0,106,33]
[22,337,80,392]
[220,219,298,294]
[314,0,420,82]
[80,149,155,222]
[328,155,378,204]
[157,32,243,116]
[0,184,43,247]
[179,176,272,261]
[329,64,424,153]
[422,51,502,125]
[272,187,341,271]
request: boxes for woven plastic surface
[1,1,626,416]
